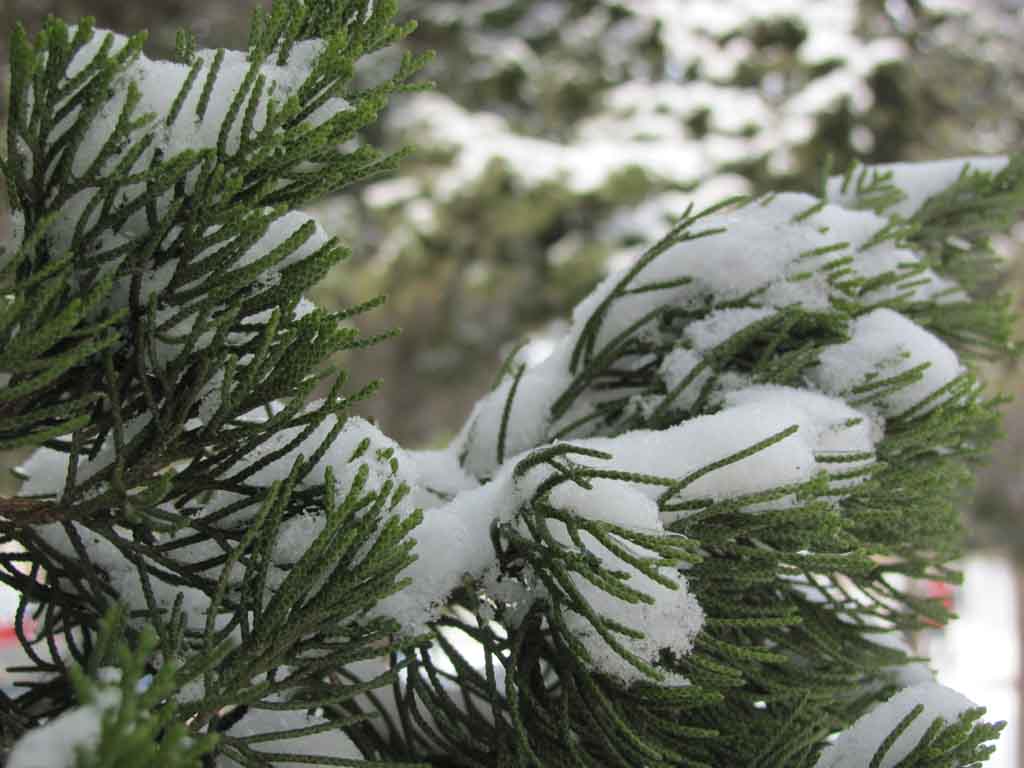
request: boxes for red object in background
[924,580,956,627]
[0,620,35,646]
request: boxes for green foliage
[833,156,1024,361]
[870,706,1003,768]
[368,159,1021,767]
[0,3,425,508]
[71,608,218,768]
[0,2,432,766]
[0,2,1019,767]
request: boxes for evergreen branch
[0,496,66,525]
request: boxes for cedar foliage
[0,2,1022,767]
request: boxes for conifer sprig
[0,3,432,764]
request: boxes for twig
[0,496,66,525]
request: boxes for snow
[457,346,574,479]
[600,182,751,245]
[0,0,1014,759]
[814,681,977,767]
[6,688,120,768]
[17,155,973,678]
[220,705,363,767]
[659,347,711,411]
[16,446,72,498]
[547,480,702,684]
[65,33,335,180]
[375,377,880,679]
[827,156,1010,218]
[390,92,713,200]
[368,477,506,633]
[685,307,778,351]
[18,453,222,633]
[386,157,997,683]
[722,386,877,459]
[11,154,997,688]
[482,385,870,530]
[363,177,421,209]
[214,413,399,524]
[810,308,964,416]
[393,0,907,215]
[0,26,348,383]
[454,188,971,478]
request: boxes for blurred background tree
[2,1,1024,758]
[310,0,1024,447]
[0,0,259,59]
